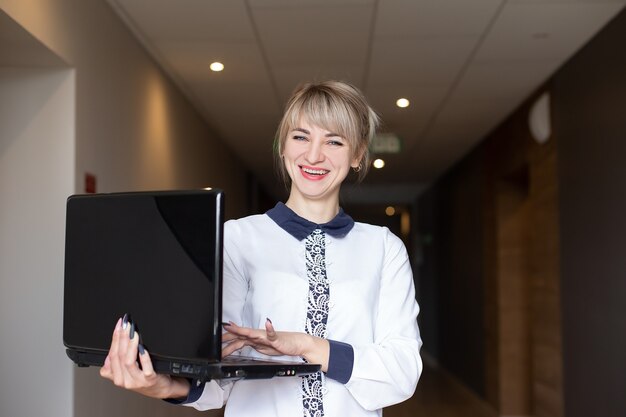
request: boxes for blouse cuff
[163,379,204,405]
[326,340,354,384]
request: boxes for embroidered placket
[301,229,329,417]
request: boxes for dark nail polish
[122,313,129,329]
[138,343,145,355]
[222,322,231,327]
[129,322,135,339]
[266,317,272,324]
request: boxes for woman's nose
[305,141,324,163]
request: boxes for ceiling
[107,0,625,202]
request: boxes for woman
[100,80,423,416]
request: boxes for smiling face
[274,81,380,219]
[282,118,359,206]
[275,82,379,187]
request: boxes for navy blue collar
[266,202,355,241]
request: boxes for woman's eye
[292,135,308,141]
[327,140,344,146]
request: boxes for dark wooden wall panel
[554,9,626,417]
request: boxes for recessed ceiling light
[210,62,224,72]
[396,98,410,108]
[385,206,396,216]
[373,158,385,169]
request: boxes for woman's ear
[351,147,366,168]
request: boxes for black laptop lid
[63,189,223,363]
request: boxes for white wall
[0,68,75,417]
[0,0,248,219]
[0,1,247,416]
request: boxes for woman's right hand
[100,316,190,400]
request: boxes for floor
[384,360,497,417]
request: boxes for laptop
[63,189,320,382]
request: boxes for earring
[353,161,363,173]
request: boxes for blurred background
[1,1,625,416]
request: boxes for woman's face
[282,118,359,204]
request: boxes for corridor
[385,360,496,417]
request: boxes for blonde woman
[101,81,423,417]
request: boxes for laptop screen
[63,190,223,363]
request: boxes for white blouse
[184,210,422,417]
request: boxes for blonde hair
[274,80,380,184]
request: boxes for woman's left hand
[221,319,329,372]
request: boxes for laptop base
[66,348,320,382]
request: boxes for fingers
[103,316,146,388]
[222,328,241,341]
[221,319,285,358]
[116,319,136,383]
[265,318,277,341]
[137,345,156,379]
[123,325,145,382]
[100,354,112,378]
[222,321,246,335]
[221,338,248,358]
[220,320,295,359]
[223,322,262,339]
[100,317,178,398]
[108,318,124,385]
[222,320,278,344]
[221,322,253,357]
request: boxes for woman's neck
[285,194,340,224]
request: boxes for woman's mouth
[300,165,329,180]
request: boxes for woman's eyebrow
[292,127,341,137]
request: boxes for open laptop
[63,189,320,382]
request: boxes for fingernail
[129,322,135,339]
[222,322,231,327]
[138,344,145,355]
[266,317,272,324]
[122,313,129,329]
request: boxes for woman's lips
[299,165,329,180]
